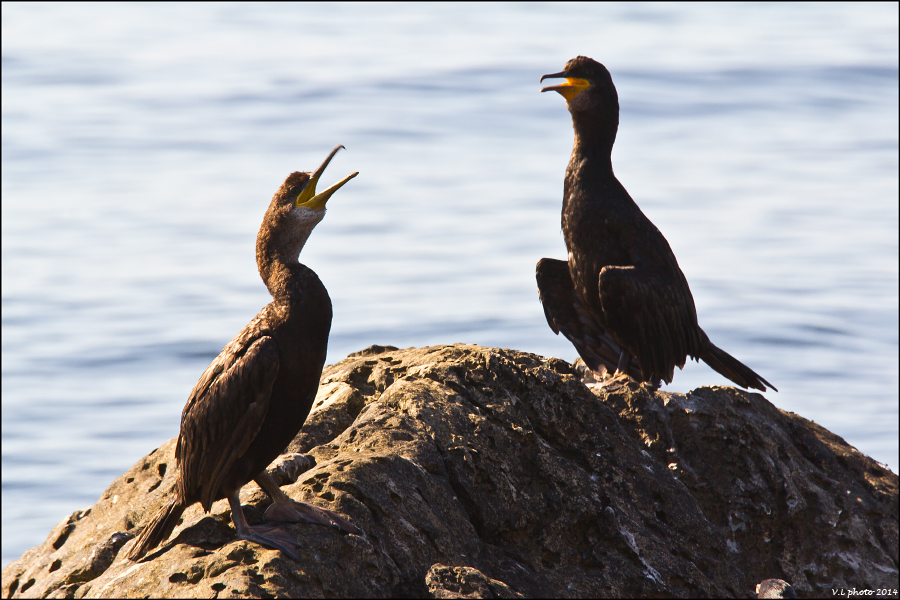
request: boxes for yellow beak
[295,145,359,210]
[540,71,591,101]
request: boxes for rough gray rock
[3,344,897,598]
[756,578,797,599]
[426,564,525,599]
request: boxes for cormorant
[536,56,775,392]
[127,145,361,562]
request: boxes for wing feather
[176,316,280,511]
[598,264,700,384]
[536,258,641,379]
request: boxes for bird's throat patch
[556,78,590,101]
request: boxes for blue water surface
[3,3,897,567]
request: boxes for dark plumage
[537,56,775,392]
[127,146,361,562]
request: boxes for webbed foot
[265,500,362,536]
[236,523,301,561]
[228,494,300,561]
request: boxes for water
[2,3,897,568]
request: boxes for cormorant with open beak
[127,145,361,561]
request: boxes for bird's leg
[599,349,636,389]
[614,349,633,376]
[227,494,300,560]
[643,378,662,392]
[255,470,362,536]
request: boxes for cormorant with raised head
[127,145,361,561]
[536,56,775,392]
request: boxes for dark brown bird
[537,56,775,392]
[127,146,361,562]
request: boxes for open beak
[540,71,590,101]
[295,145,359,210]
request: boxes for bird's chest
[277,290,332,366]
[257,291,332,444]
[562,192,636,312]
[563,201,611,267]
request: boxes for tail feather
[700,341,776,393]
[126,496,186,561]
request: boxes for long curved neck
[257,255,304,306]
[570,108,618,171]
[256,209,322,304]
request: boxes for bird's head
[276,144,358,222]
[259,145,358,268]
[540,56,618,117]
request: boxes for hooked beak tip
[540,70,567,84]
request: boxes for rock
[602,383,899,594]
[756,578,797,598]
[3,344,897,598]
[426,564,525,599]
[267,453,317,487]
